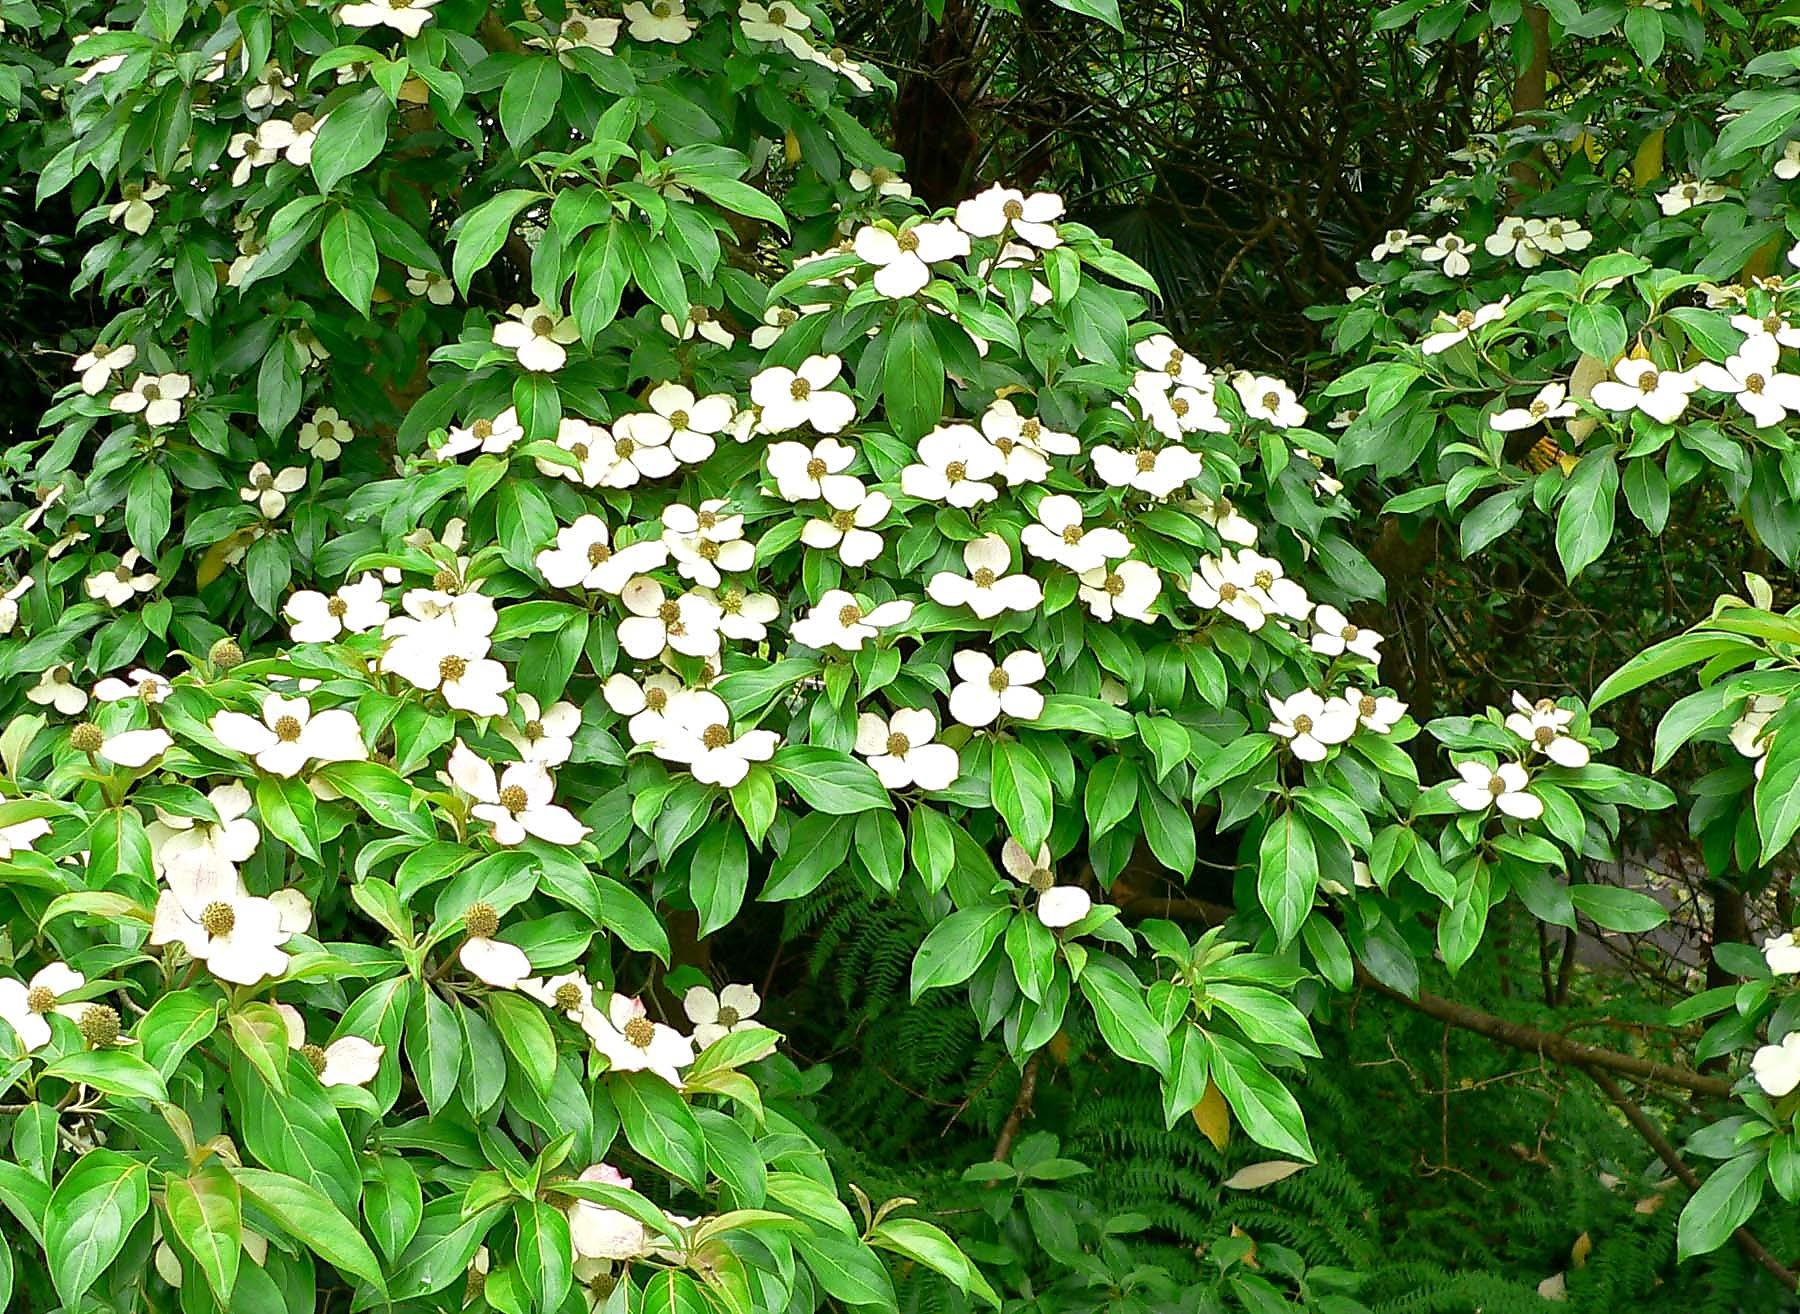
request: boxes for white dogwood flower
[739,1,811,52]
[147,781,259,884]
[618,579,724,660]
[75,342,135,395]
[284,572,389,643]
[791,590,913,651]
[955,184,1064,248]
[298,408,353,461]
[493,302,579,372]
[855,708,959,791]
[27,665,88,715]
[1448,761,1542,818]
[948,649,1045,728]
[1764,932,1800,976]
[624,0,695,42]
[405,267,455,304]
[108,180,169,235]
[1370,229,1424,260]
[1534,217,1591,256]
[660,304,734,347]
[1309,605,1382,662]
[1754,1032,1800,1098]
[1731,311,1800,348]
[1420,299,1509,355]
[151,885,297,985]
[212,693,366,777]
[850,165,910,197]
[1590,358,1696,424]
[767,436,858,502]
[751,355,857,433]
[587,994,695,1086]
[1233,373,1307,427]
[256,111,326,166]
[1343,686,1407,734]
[1483,217,1546,267]
[1658,179,1726,216]
[927,534,1043,618]
[980,399,1076,485]
[239,463,307,518]
[1021,495,1130,573]
[86,551,158,607]
[684,984,762,1049]
[337,0,440,36]
[591,418,680,487]
[1421,233,1474,276]
[664,501,754,588]
[636,382,736,464]
[1505,702,1590,767]
[1268,691,1357,761]
[0,963,85,1052]
[456,902,531,988]
[1188,555,1268,631]
[1231,549,1311,621]
[94,668,168,704]
[1079,559,1160,622]
[801,479,891,567]
[1189,492,1260,546]
[566,1165,646,1262]
[0,575,29,634]
[500,694,581,767]
[448,740,589,846]
[1491,382,1577,432]
[380,613,511,718]
[110,372,189,426]
[901,424,1001,507]
[276,1005,384,1087]
[603,672,686,747]
[1134,335,1211,389]
[1003,839,1091,929]
[704,585,781,642]
[1693,334,1800,427]
[537,517,668,594]
[852,219,971,298]
[1092,442,1204,499]
[439,408,525,460]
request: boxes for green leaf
[761,812,854,902]
[311,87,391,193]
[793,1231,898,1311]
[500,58,563,148]
[1592,633,1766,707]
[1568,884,1667,933]
[691,824,750,936]
[43,1050,168,1102]
[991,737,1054,852]
[684,174,788,230]
[1256,812,1318,948]
[882,311,944,441]
[164,1168,241,1304]
[453,189,543,294]
[770,746,891,814]
[1084,754,1141,836]
[1048,0,1123,32]
[612,1071,707,1187]
[1207,1034,1315,1161]
[44,1149,150,1307]
[1677,1151,1765,1260]
[321,207,379,315]
[234,1167,388,1293]
[1567,301,1626,361]
[1078,954,1171,1073]
[405,987,463,1116]
[486,991,557,1095]
[1623,5,1664,67]
[256,774,323,862]
[1756,725,1800,861]
[911,906,1011,999]
[512,1201,572,1314]
[1554,446,1618,581]
[1714,91,1800,160]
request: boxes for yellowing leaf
[1222,1160,1309,1190]
[1571,1231,1592,1267]
[1633,128,1665,187]
[785,131,801,166]
[1191,1078,1230,1152]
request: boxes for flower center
[123,183,143,201]
[464,902,499,939]
[498,784,529,814]
[944,461,967,482]
[1359,695,1377,717]
[1534,726,1556,747]
[644,687,668,711]
[1455,310,1475,329]
[292,112,315,132]
[623,1017,656,1048]
[1747,373,1766,393]
[316,420,336,440]
[972,567,997,587]
[1641,370,1659,390]
[273,715,304,742]
[1261,391,1278,411]
[586,541,614,566]
[80,1005,121,1048]
[688,306,710,323]
[1061,524,1083,543]
[1104,572,1125,596]
[554,983,583,1010]
[700,723,730,751]
[432,569,459,591]
[1218,581,1239,601]
[805,457,827,478]
[1487,776,1507,797]
[142,383,162,401]
[790,378,811,400]
[1029,868,1054,893]
[531,315,555,337]
[671,410,691,430]
[298,1042,327,1074]
[838,604,863,626]
[994,437,1015,455]
[1135,449,1157,472]
[720,588,744,614]
[114,564,134,581]
[870,167,893,185]
[570,441,589,459]
[614,437,637,458]
[1529,399,1548,417]
[885,732,911,756]
[524,719,544,741]
[988,669,1010,692]
[831,509,856,530]
[439,655,468,682]
[1253,570,1274,589]
[896,230,919,253]
[1170,397,1189,418]
[1292,714,1315,735]
[1341,624,1359,640]
[473,419,493,439]
[25,985,55,1013]
[71,722,104,752]
[657,601,681,625]
[715,1004,741,1026]
[201,901,236,937]
[1766,314,1783,334]
[566,18,587,36]
[1021,418,1041,440]
[253,470,274,490]
[327,596,348,617]
[1003,199,1024,220]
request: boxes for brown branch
[1584,1066,1798,1292]
[1354,965,1732,1100]
[991,1053,1042,1164]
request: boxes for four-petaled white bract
[855,707,959,791]
[791,590,912,651]
[955,184,1065,248]
[213,693,366,777]
[448,739,589,846]
[927,534,1043,619]
[1589,357,1697,424]
[586,993,696,1086]
[684,983,763,1049]
[1023,494,1131,574]
[1002,838,1091,929]
[1267,690,1356,762]
[1447,761,1542,819]
[949,648,1045,728]
[750,355,857,433]
[0,962,85,1052]
[1754,1032,1800,1098]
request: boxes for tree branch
[1354,965,1732,1099]
[1584,1066,1797,1292]
[991,1052,1042,1163]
